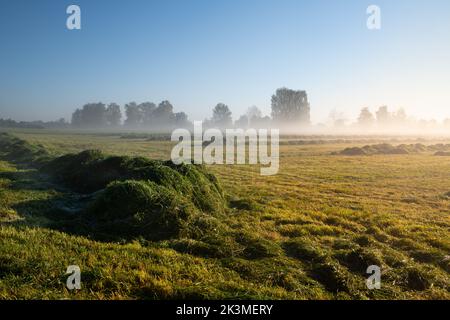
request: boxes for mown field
[0,129,449,300]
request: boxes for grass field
[0,129,449,299]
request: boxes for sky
[0,0,449,123]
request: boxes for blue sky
[1,0,449,123]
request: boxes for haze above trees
[68,88,313,131]
[1,87,449,133]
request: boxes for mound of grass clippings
[1,134,230,243]
[337,144,409,156]
[434,151,450,156]
[336,143,450,156]
[229,198,261,211]
[85,180,197,241]
[235,231,281,259]
[405,267,434,291]
[335,247,384,274]
[283,239,327,263]
[45,151,229,241]
[310,259,352,293]
[42,149,225,214]
[0,132,51,165]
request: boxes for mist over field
[2,87,450,136]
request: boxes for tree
[105,103,122,127]
[357,107,375,127]
[71,109,83,127]
[211,103,232,128]
[393,108,407,126]
[235,115,249,128]
[257,116,272,128]
[139,102,157,125]
[271,88,310,125]
[247,106,262,121]
[174,112,190,127]
[124,102,142,127]
[329,109,347,128]
[375,106,391,126]
[395,108,407,120]
[71,103,107,128]
[84,103,107,127]
[153,101,175,128]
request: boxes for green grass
[0,129,449,300]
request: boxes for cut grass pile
[0,132,51,164]
[0,133,227,243]
[41,149,225,214]
[335,143,450,156]
[86,180,197,241]
[435,151,450,156]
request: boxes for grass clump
[335,247,384,274]
[0,132,50,165]
[0,134,229,244]
[434,151,450,156]
[164,239,221,258]
[235,231,281,259]
[85,180,196,241]
[337,143,410,156]
[229,198,260,211]
[336,143,450,156]
[283,239,327,263]
[405,267,434,291]
[311,260,352,293]
[42,149,225,214]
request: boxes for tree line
[71,101,190,130]
[326,106,450,131]
[0,118,68,129]
[70,88,311,130]
[355,106,450,129]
